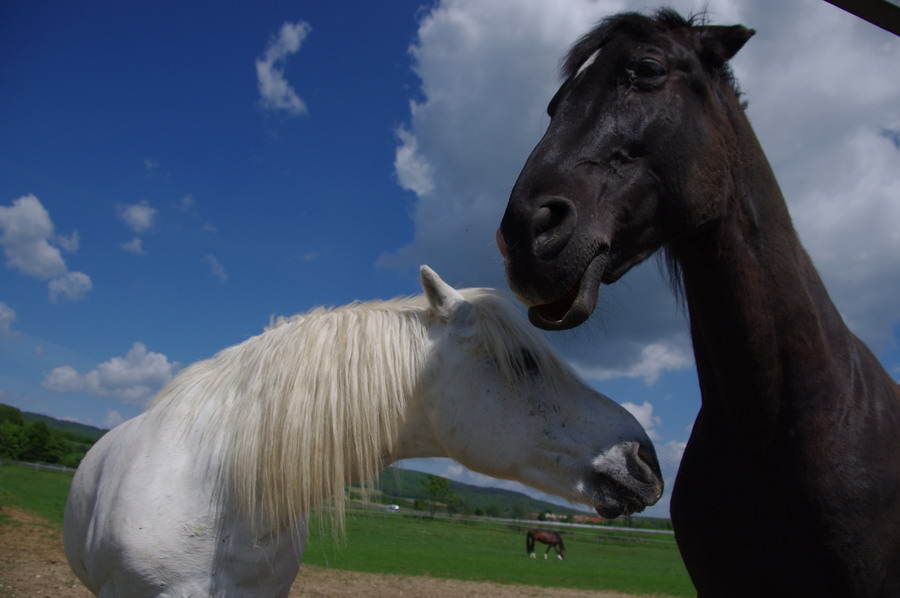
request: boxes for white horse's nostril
[634,442,664,498]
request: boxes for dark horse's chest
[672,387,900,598]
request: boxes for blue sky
[2,0,898,517]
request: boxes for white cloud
[171,194,218,235]
[54,230,79,252]
[42,342,179,405]
[728,0,900,354]
[0,302,15,337]
[48,271,92,303]
[659,438,687,469]
[786,128,900,349]
[43,365,81,392]
[621,401,662,441]
[377,0,694,369]
[574,341,694,387]
[105,409,126,429]
[383,0,900,400]
[381,0,614,278]
[379,4,900,520]
[117,201,157,256]
[175,194,195,213]
[0,194,92,302]
[394,127,436,197]
[256,21,311,115]
[117,201,157,234]
[1,194,71,278]
[120,237,145,255]
[203,254,228,283]
[639,436,690,518]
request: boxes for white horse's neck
[150,299,433,536]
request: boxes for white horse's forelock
[148,289,572,537]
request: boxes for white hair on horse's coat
[149,288,573,537]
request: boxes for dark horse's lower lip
[528,252,609,331]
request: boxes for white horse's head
[409,266,663,518]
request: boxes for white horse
[64,266,663,597]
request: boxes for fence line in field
[491,516,675,536]
[345,504,676,548]
[1,460,77,474]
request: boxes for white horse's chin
[581,473,648,519]
[577,443,664,519]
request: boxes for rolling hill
[20,410,107,441]
[377,466,586,517]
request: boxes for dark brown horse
[498,9,900,597]
[526,529,566,560]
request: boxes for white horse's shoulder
[67,409,303,596]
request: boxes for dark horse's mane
[561,9,744,98]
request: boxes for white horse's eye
[517,349,540,377]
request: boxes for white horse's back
[65,409,303,597]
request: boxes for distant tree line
[379,476,529,520]
[0,404,97,468]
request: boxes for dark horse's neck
[671,114,867,431]
[669,96,900,597]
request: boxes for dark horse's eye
[633,58,666,79]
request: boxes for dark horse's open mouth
[527,252,609,331]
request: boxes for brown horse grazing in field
[498,9,900,597]
[527,529,566,560]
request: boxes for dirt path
[0,506,660,597]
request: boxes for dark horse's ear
[695,24,755,64]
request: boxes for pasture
[1,463,693,596]
[306,510,693,596]
[0,462,72,525]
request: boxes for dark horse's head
[498,10,754,330]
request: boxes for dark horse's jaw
[527,252,608,331]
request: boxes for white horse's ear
[420,265,470,323]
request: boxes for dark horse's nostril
[531,197,575,255]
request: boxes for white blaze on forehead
[575,49,601,77]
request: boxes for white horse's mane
[149,288,571,536]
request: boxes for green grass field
[306,510,694,596]
[0,463,74,526]
[0,463,694,596]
